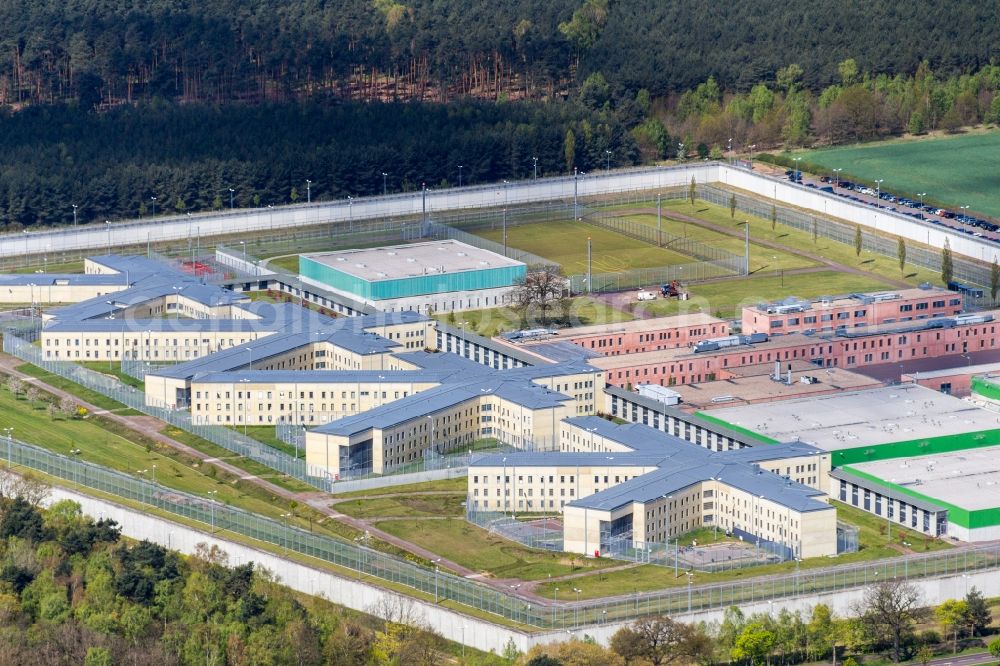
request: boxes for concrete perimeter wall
[40,481,1000,654]
[5,163,996,266]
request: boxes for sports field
[801,130,1000,219]
[473,220,693,274]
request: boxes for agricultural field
[799,130,1000,219]
[473,220,694,274]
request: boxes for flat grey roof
[844,446,1000,511]
[303,240,523,281]
[704,384,1000,452]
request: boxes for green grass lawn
[10,260,86,274]
[628,207,815,273]
[335,494,466,519]
[799,129,1000,219]
[435,296,633,337]
[377,517,619,581]
[268,254,300,272]
[229,425,300,457]
[15,363,141,415]
[533,500,953,601]
[331,476,468,498]
[624,198,943,288]
[637,270,894,320]
[474,220,694,273]
[77,362,145,389]
[160,426,317,494]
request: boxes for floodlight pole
[587,237,592,294]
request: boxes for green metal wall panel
[299,256,525,301]
[972,376,1000,402]
[839,465,1000,529]
[829,429,1000,467]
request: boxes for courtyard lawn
[625,209,814,273]
[335,494,466,519]
[377,518,620,581]
[800,129,1000,220]
[436,295,633,337]
[652,198,942,287]
[636,270,894,321]
[473,220,694,273]
[331,476,468,498]
[533,501,952,601]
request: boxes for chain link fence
[3,407,1000,627]
[698,185,993,305]
[2,331,329,489]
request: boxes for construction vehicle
[660,280,687,299]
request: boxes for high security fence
[698,185,994,302]
[2,332,329,490]
[4,428,1000,629]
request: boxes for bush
[919,629,941,645]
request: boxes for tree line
[0,475,474,665]
[0,98,640,230]
[514,579,996,665]
[663,59,1000,155]
[0,0,997,106]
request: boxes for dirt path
[608,205,912,289]
[0,354,479,581]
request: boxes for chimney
[786,364,793,385]
[773,360,781,381]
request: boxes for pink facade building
[592,312,998,389]
[742,288,963,336]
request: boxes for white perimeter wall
[40,482,1000,654]
[6,163,995,265]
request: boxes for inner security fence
[3,429,1000,629]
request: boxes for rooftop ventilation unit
[871,292,901,302]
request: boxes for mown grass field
[473,220,694,273]
[434,295,633,337]
[634,270,894,320]
[377,517,620,581]
[621,198,942,287]
[800,130,1000,219]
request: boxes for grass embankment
[16,363,141,415]
[0,374,432,561]
[378,518,620,581]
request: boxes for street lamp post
[381,172,388,196]
[150,196,157,216]
[793,157,801,180]
[605,149,612,172]
[229,188,235,209]
[875,179,884,200]
[348,196,353,233]
[72,204,78,227]
[532,157,538,179]
[918,192,927,209]
[833,168,842,187]
[207,490,218,532]
[240,378,250,435]
[458,165,464,188]
[305,179,312,204]
[105,220,111,254]
[749,144,757,170]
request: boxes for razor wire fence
[697,185,993,302]
[2,423,1000,628]
[1,331,328,489]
